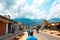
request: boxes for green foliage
[42,19,49,25]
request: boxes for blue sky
[0,0,60,19]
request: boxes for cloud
[33,0,45,6]
[0,3,4,10]
[0,0,60,19]
[26,0,33,6]
[47,0,60,19]
[25,15,35,19]
[0,0,26,19]
[0,9,17,19]
[12,0,26,9]
[21,4,48,19]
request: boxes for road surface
[20,32,43,40]
[38,31,60,40]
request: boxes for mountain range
[48,18,60,23]
[13,18,60,26]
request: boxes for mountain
[13,18,36,26]
[13,18,60,26]
[32,19,44,25]
[13,18,43,26]
[48,18,60,23]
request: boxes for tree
[42,20,49,25]
[41,19,49,30]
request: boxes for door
[8,23,12,33]
[0,22,6,35]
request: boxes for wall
[0,22,6,35]
[12,24,19,33]
[6,23,8,34]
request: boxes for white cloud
[0,0,26,19]
[12,0,26,10]
[0,3,5,10]
[33,0,46,6]
[47,0,60,19]
[0,9,19,19]
[0,0,60,20]
[21,4,48,19]
[25,15,35,19]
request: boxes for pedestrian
[26,32,37,40]
[27,28,31,36]
[30,28,34,35]
[11,27,14,33]
[36,28,39,33]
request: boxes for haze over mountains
[48,18,60,23]
[13,18,60,26]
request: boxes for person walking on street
[30,28,34,35]
[27,28,31,36]
[36,28,39,33]
[26,32,37,40]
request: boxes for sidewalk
[0,31,24,40]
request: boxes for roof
[0,15,18,23]
[48,22,60,27]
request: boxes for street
[20,31,43,40]
[20,30,60,40]
[2,30,60,40]
[38,31,60,40]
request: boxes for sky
[0,0,60,19]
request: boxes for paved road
[38,31,60,40]
[34,31,43,40]
[20,32,43,40]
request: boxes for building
[48,22,60,31]
[13,23,20,33]
[40,21,60,31]
[0,15,20,35]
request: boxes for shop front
[0,21,7,35]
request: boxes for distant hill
[13,18,43,26]
[13,18,36,26]
[13,18,60,26]
[48,18,60,23]
[32,19,44,25]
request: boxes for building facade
[0,15,20,35]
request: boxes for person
[30,28,34,35]
[27,28,31,36]
[11,27,14,33]
[26,32,37,40]
[36,28,39,33]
